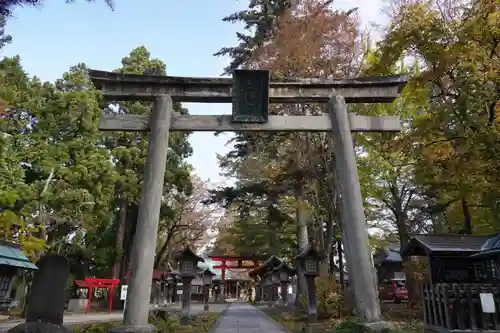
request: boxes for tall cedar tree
[212,0,361,272]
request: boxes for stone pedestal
[255,284,261,302]
[67,299,88,313]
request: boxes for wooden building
[373,242,404,283]
[402,233,500,333]
[0,240,38,308]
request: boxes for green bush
[298,277,347,319]
[72,313,220,333]
[73,321,119,333]
[316,278,345,319]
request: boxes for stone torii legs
[328,95,381,323]
[113,95,173,332]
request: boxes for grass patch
[381,306,423,333]
[73,321,121,333]
[261,307,423,333]
[262,307,343,333]
[72,312,221,333]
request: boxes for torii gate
[208,254,267,298]
[89,69,407,326]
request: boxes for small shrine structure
[403,233,500,333]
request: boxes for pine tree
[214,0,291,73]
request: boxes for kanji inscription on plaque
[232,69,270,123]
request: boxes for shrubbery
[72,312,220,333]
[73,321,119,333]
[298,276,351,319]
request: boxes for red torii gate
[74,277,120,313]
[208,254,267,282]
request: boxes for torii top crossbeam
[89,70,407,104]
[88,70,408,133]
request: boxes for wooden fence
[423,283,500,332]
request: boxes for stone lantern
[274,263,296,306]
[262,271,275,308]
[271,269,281,306]
[294,245,325,322]
[201,268,215,311]
[176,246,203,278]
[166,274,174,304]
[212,280,221,302]
[175,246,204,324]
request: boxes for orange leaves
[250,0,362,78]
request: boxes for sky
[1,0,387,185]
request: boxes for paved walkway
[214,303,289,333]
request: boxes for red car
[379,278,408,303]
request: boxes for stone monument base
[67,299,88,313]
[8,322,73,333]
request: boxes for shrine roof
[248,255,283,277]
[373,242,402,265]
[471,233,500,258]
[402,234,494,257]
[0,240,38,270]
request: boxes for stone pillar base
[68,298,88,312]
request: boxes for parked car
[379,278,408,303]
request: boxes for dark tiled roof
[471,233,500,258]
[402,234,494,257]
[373,242,403,264]
[249,255,283,277]
[481,234,500,251]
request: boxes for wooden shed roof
[401,234,494,257]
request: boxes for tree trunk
[294,185,309,307]
[112,199,128,279]
[461,197,472,234]
[154,225,176,269]
[120,203,139,280]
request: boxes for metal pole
[121,95,173,326]
[328,95,381,322]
